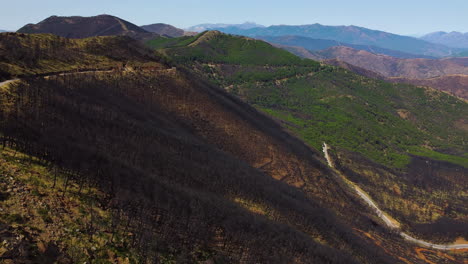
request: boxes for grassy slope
[149,31,468,169]
[0,147,142,263]
[147,31,317,66]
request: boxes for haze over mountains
[141,23,196,37]
[1,13,467,263]
[203,23,461,57]
[259,35,435,59]
[421,31,468,49]
[186,22,265,32]
[182,21,468,99]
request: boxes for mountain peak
[213,23,455,57]
[17,14,155,39]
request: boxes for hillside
[17,15,157,40]
[309,46,468,79]
[388,75,468,100]
[260,35,435,59]
[152,32,468,167]
[149,31,468,244]
[323,59,386,80]
[323,59,468,100]
[0,33,159,81]
[147,31,317,66]
[0,32,425,264]
[141,23,194,37]
[212,23,457,57]
[299,46,468,99]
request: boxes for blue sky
[2,0,467,35]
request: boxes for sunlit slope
[150,31,468,169]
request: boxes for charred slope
[0,69,404,264]
[0,34,409,263]
[148,31,468,247]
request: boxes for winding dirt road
[322,142,468,250]
[0,79,19,88]
[0,69,117,89]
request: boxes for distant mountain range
[17,14,157,40]
[260,35,435,59]
[0,30,8,33]
[421,31,468,49]
[208,23,459,57]
[12,14,468,99]
[186,22,264,32]
[141,23,196,37]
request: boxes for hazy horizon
[1,0,467,36]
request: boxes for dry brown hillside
[316,46,468,79]
[388,75,468,100]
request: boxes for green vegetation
[144,32,468,244]
[150,31,320,67]
[0,147,142,263]
[251,70,467,168]
[148,33,467,169]
[146,35,199,49]
[408,146,468,167]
